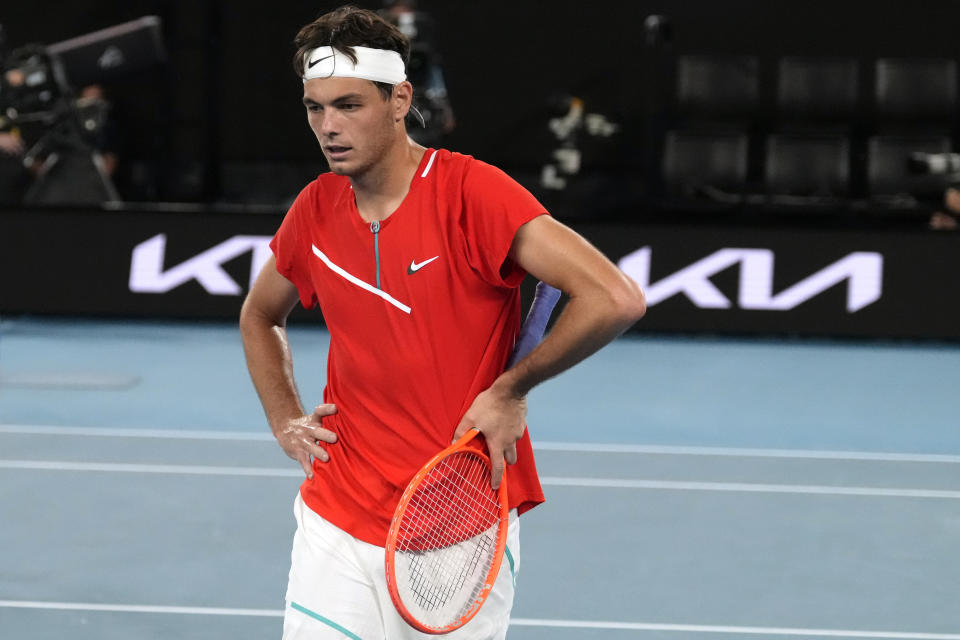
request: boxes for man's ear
[393,81,414,121]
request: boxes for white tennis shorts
[282,492,520,640]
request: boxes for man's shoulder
[290,171,350,208]
[430,148,472,174]
[432,149,511,185]
[451,153,521,193]
[309,171,351,193]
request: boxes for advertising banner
[2,207,958,339]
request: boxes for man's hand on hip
[454,382,526,491]
[274,403,338,479]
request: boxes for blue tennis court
[1,316,959,639]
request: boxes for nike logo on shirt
[407,256,439,274]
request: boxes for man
[240,6,645,639]
[930,186,960,230]
[0,123,28,205]
[379,0,456,146]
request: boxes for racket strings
[406,533,493,611]
[394,450,503,621]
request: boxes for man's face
[302,76,397,177]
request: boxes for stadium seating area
[658,54,958,214]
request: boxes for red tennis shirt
[270,149,547,546]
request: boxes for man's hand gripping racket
[385,282,561,635]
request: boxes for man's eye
[341,103,359,110]
[306,105,321,113]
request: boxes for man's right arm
[239,256,337,478]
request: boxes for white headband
[302,45,406,84]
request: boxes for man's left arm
[455,215,646,487]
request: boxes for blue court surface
[1,316,959,639]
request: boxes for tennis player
[240,6,646,639]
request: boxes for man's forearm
[240,310,305,434]
[494,284,645,399]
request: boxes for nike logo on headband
[308,54,334,69]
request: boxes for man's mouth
[325,145,351,159]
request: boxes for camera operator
[0,87,119,205]
[0,120,29,204]
[380,0,455,146]
[75,83,119,177]
[930,187,960,230]
[0,17,163,205]
[0,24,29,203]
[908,151,960,230]
[0,128,22,155]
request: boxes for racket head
[385,429,509,634]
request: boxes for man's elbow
[610,275,647,327]
[239,294,259,330]
[239,295,284,339]
[238,298,262,342]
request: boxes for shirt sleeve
[460,159,549,288]
[270,184,319,309]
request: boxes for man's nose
[317,110,340,137]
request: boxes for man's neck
[351,138,426,223]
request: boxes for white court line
[0,372,140,390]
[2,460,959,498]
[534,442,960,464]
[0,460,300,477]
[2,424,958,464]
[539,477,960,499]
[0,424,274,440]
[0,601,957,639]
[0,600,281,617]
[512,617,960,639]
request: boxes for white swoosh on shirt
[311,244,412,314]
[408,256,439,273]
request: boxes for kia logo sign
[129,234,272,295]
[127,235,884,315]
[618,247,883,312]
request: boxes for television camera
[0,16,164,204]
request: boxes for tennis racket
[385,281,561,635]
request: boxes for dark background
[4,0,960,207]
[4,1,960,340]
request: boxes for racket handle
[507,282,561,368]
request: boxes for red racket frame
[385,428,509,634]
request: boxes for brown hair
[293,5,410,100]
